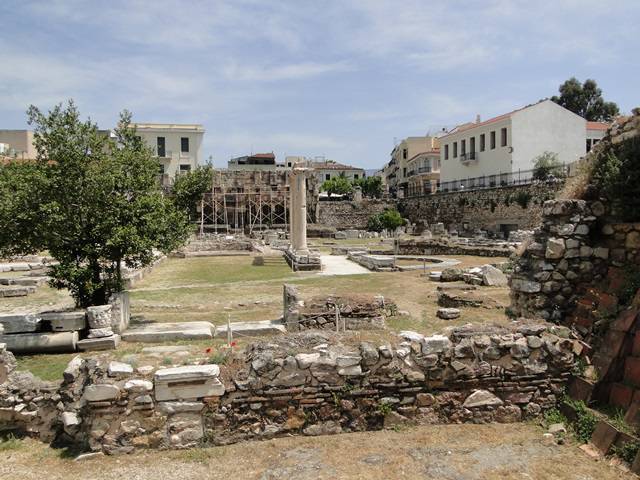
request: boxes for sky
[0,0,638,170]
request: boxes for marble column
[289,168,309,254]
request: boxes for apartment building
[406,150,441,196]
[307,158,365,184]
[438,100,586,191]
[133,123,205,184]
[586,121,609,152]
[228,152,287,171]
[382,135,441,197]
[0,130,37,159]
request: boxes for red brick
[625,357,640,387]
[625,401,640,426]
[591,420,620,454]
[597,292,619,316]
[607,267,626,294]
[567,377,594,403]
[611,308,640,332]
[610,382,634,409]
[633,332,640,357]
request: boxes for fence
[406,164,573,197]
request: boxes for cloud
[222,61,353,82]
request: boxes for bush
[366,208,404,233]
[514,191,532,209]
[533,151,564,181]
[564,398,598,443]
[322,176,353,197]
[591,136,640,221]
[353,176,383,198]
[171,165,213,220]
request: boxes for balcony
[460,151,478,164]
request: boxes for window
[470,137,475,153]
[179,164,191,172]
[354,174,359,179]
[480,134,485,152]
[490,131,496,149]
[586,139,592,152]
[325,174,330,181]
[444,144,449,160]
[461,139,466,155]
[402,148,408,159]
[181,137,189,153]
[157,137,166,157]
[158,163,165,175]
[501,128,507,147]
[453,142,458,158]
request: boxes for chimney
[475,114,481,124]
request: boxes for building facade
[309,158,365,184]
[406,150,441,196]
[228,153,287,171]
[0,130,37,160]
[586,121,609,152]
[438,100,586,191]
[133,123,205,184]
[382,135,441,197]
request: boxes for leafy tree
[321,175,353,197]
[0,101,191,307]
[171,165,213,220]
[551,77,619,121]
[353,176,383,198]
[532,151,564,181]
[366,208,404,233]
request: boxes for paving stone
[123,322,214,342]
[77,335,120,351]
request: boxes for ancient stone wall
[317,199,395,230]
[399,183,563,233]
[1,323,579,454]
[396,239,514,258]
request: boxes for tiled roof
[310,161,363,171]
[586,121,609,131]
[251,153,275,159]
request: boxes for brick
[590,420,619,454]
[610,382,634,409]
[607,267,626,294]
[633,333,640,357]
[624,401,640,426]
[625,357,640,388]
[611,308,640,333]
[567,377,594,403]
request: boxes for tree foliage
[321,175,353,197]
[171,165,213,219]
[0,101,191,307]
[353,176,383,198]
[551,77,619,121]
[366,208,404,233]
[532,151,564,181]
[591,136,640,221]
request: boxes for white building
[133,123,205,183]
[586,121,609,152]
[439,100,587,191]
[0,130,37,159]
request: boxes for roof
[310,161,363,171]
[250,153,275,159]
[586,121,609,131]
[133,123,205,132]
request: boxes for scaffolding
[199,169,317,235]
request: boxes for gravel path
[319,255,371,276]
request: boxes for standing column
[295,170,308,254]
[289,170,297,246]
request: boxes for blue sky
[1,1,638,170]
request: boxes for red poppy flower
[205,347,212,353]
[230,341,237,347]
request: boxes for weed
[543,408,567,427]
[377,402,393,416]
[563,398,598,443]
[0,434,23,451]
[161,356,173,366]
[180,447,211,464]
[612,440,640,463]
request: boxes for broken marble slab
[40,310,87,332]
[0,313,41,333]
[154,364,224,401]
[122,322,214,343]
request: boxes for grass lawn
[0,285,73,314]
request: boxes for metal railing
[405,164,572,197]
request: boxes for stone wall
[317,199,395,230]
[1,323,580,454]
[283,286,393,331]
[399,182,563,234]
[396,239,514,258]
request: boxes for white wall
[439,117,512,183]
[135,127,204,178]
[511,100,585,172]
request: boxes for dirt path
[0,423,631,480]
[319,255,371,275]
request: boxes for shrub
[591,136,640,221]
[322,175,353,197]
[366,209,404,233]
[612,440,640,463]
[533,151,564,181]
[514,191,532,209]
[564,398,598,443]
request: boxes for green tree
[0,101,191,307]
[171,165,213,220]
[551,77,619,121]
[366,208,404,233]
[532,151,564,181]
[353,176,383,198]
[321,175,353,197]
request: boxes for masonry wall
[317,199,395,230]
[1,323,579,454]
[399,182,563,233]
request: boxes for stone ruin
[0,292,130,354]
[0,255,56,298]
[283,285,394,331]
[0,321,580,454]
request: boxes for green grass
[0,434,24,451]
[15,353,77,382]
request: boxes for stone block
[462,389,503,408]
[545,238,565,259]
[421,334,451,355]
[84,384,120,402]
[77,334,120,351]
[436,308,460,320]
[122,322,214,343]
[591,420,619,454]
[624,357,640,388]
[0,313,40,334]
[609,382,634,409]
[40,311,87,332]
[154,365,224,401]
[108,361,133,377]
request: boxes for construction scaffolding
[198,169,318,234]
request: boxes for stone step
[122,322,214,343]
[214,320,286,338]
